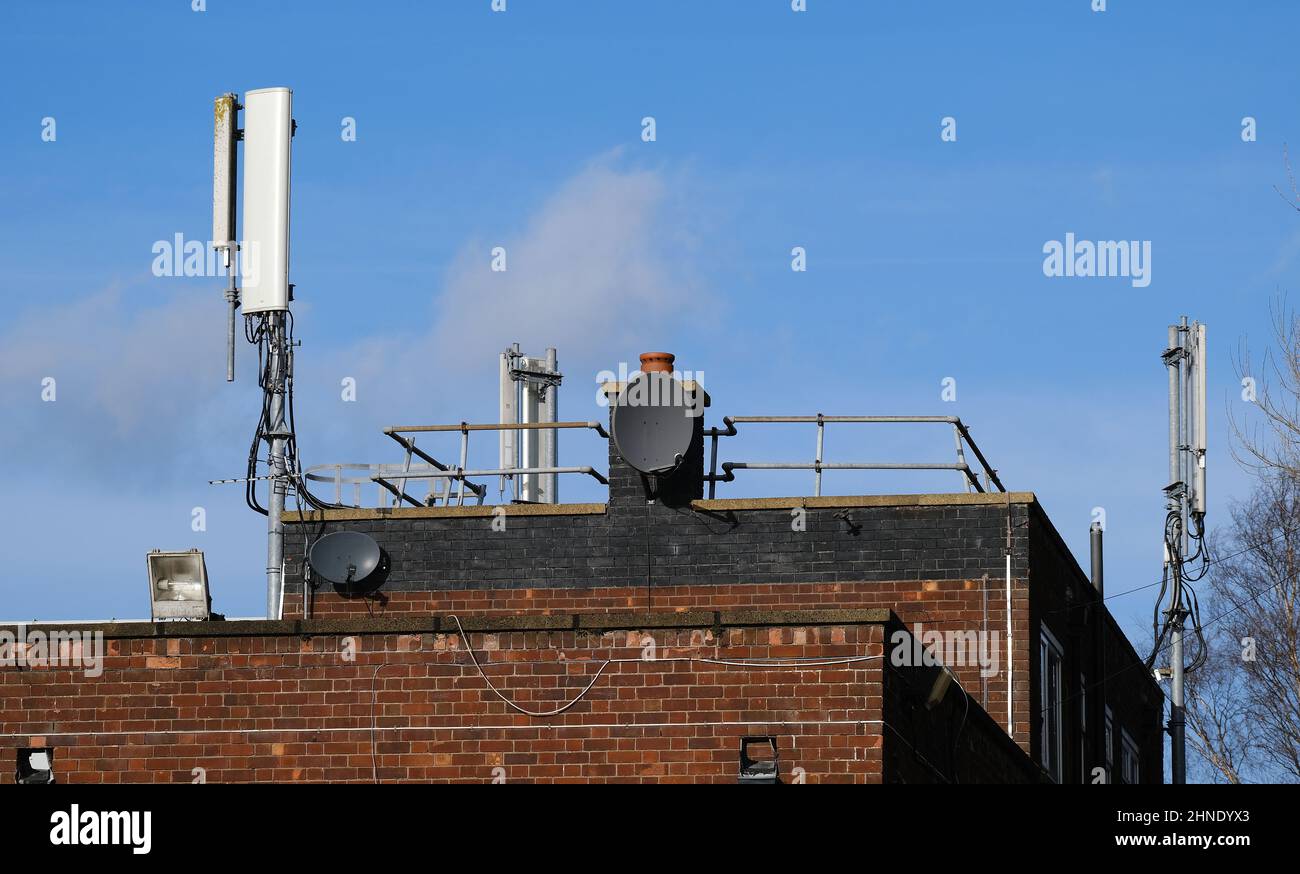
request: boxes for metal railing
[298,415,1001,506]
[302,421,610,509]
[702,415,1005,499]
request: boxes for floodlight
[925,665,956,710]
[16,748,54,784]
[146,549,212,621]
[738,736,780,784]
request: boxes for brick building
[0,364,1163,784]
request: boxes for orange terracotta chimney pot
[639,352,675,374]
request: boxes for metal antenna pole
[1164,319,1189,785]
[265,313,291,619]
[1171,617,1186,783]
[543,346,559,503]
[224,246,239,382]
[1182,316,1192,560]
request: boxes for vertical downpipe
[1090,522,1106,782]
[1005,551,1012,735]
[981,573,989,708]
[1005,496,1013,737]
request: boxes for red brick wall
[288,579,1027,746]
[1,620,894,784]
[289,580,990,620]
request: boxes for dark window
[1039,629,1064,782]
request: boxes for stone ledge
[691,492,1035,512]
[0,608,895,641]
[283,492,1034,523]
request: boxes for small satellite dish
[308,531,384,586]
[611,372,695,475]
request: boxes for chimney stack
[639,352,675,374]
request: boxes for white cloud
[0,153,703,474]
[424,151,706,376]
[0,282,251,475]
[294,152,710,455]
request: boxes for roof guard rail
[702,415,1005,499]
[303,421,611,508]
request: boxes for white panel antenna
[212,94,238,249]
[212,93,240,381]
[538,347,559,503]
[500,345,519,493]
[241,87,294,313]
[1193,322,1207,515]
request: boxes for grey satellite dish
[611,372,695,475]
[308,531,384,586]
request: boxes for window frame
[1039,626,1065,783]
[1104,705,1115,782]
[1079,671,1088,782]
[1120,729,1140,785]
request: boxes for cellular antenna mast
[211,87,299,618]
[499,345,562,503]
[1154,316,1210,785]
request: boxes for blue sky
[1,0,1297,649]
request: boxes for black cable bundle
[242,309,349,517]
[1147,507,1211,674]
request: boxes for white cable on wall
[448,615,883,719]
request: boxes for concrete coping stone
[0,608,895,641]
